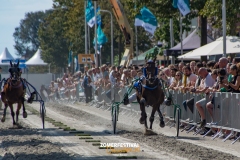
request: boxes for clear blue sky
[0,0,53,58]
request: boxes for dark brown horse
[137,58,165,134]
[1,61,27,126]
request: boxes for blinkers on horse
[146,60,157,79]
[9,61,21,82]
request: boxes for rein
[142,85,158,90]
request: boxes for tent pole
[222,0,226,57]
[180,11,183,62]
[170,19,174,64]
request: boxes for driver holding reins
[123,60,159,105]
[1,63,33,103]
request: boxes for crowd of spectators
[160,57,240,138]
[42,56,240,139]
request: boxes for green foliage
[13,11,51,59]
[200,0,240,35]
[38,7,69,70]
[14,0,240,70]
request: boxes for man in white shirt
[193,67,215,128]
[109,66,116,85]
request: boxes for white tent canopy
[0,47,15,65]
[25,48,47,65]
[178,36,240,59]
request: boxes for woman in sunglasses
[158,70,169,86]
[169,71,183,90]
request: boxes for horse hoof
[139,117,145,124]
[23,112,28,118]
[160,121,165,128]
[1,117,5,123]
[144,129,157,135]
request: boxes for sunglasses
[159,74,164,76]
[176,75,180,76]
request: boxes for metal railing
[163,90,240,144]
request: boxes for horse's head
[146,58,156,80]
[9,60,21,82]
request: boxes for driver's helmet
[147,60,153,64]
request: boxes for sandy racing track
[0,100,239,160]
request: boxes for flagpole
[100,47,102,66]
[180,11,183,62]
[85,0,88,55]
[94,0,98,67]
[222,0,226,57]
[88,26,90,54]
[99,9,113,66]
[170,18,174,64]
[135,0,138,63]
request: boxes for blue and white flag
[134,6,158,35]
[93,25,108,54]
[74,56,79,71]
[173,0,190,16]
[85,0,95,28]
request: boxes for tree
[13,11,51,59]
[38,8,69,71]
[200,0,240,35]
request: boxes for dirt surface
[0,117,76,160]
[41,101,239,160]
[0,100,239,160]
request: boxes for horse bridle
[146,62,156,80]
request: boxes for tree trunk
[200,16,208,46]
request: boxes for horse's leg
[16,102,21,124]
[22,97,27,118]
[139,98,148,129]
[157,105,165,128]
[1,103,8,122]
[149,106,157,130]
[9,104,16,125]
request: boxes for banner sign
[78,54,95,64]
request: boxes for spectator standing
[180,66,197,92]
[83,71,92,104]
[178,62,185,73]
[218,57,228,69]
[190,61,196,74]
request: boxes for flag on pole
[173,0,190,16]
[134,6,158,35]
[68,50,72,67]
[93,25,108,54]
[74,56,79,71]
[85,0,95,28]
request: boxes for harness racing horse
[1,60,28,127]
[137,59,165,135]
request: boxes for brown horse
[137,58,165,134]
[1,61,27,126]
